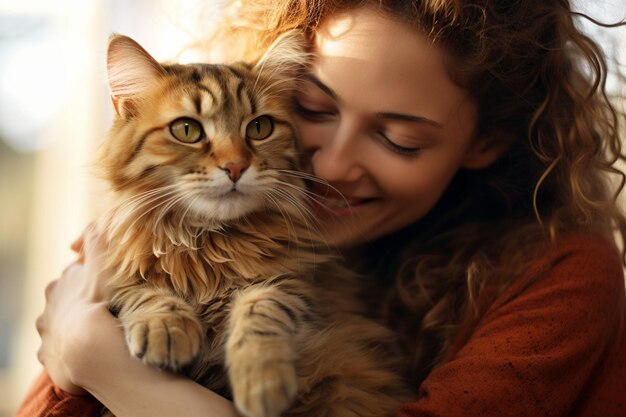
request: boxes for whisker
[108,187,182,239]
[264,191,297,248]
[178,194,204,249]
[275,170,355,215]
[153,192,191,234]
[268,188,327,269]
[178,192,199,230]
[118,194,180,241]
[115,185,180,212]
[273,179,324,200]
[271,187,326,240]
[272,179,346,217]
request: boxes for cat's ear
[254,30,310,83]
[106,34,166,118]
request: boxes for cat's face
[102,34,309,224]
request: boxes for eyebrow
[375,112,443,128]
[302,73,443,128]
[303,73,337,100]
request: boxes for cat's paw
[230,359,298,417]
[125,308,202,370]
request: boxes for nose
[219,161,250,183]
[305,122,365,183]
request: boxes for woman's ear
[461,132,512,170]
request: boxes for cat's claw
[126,312,202,370]
[231,359,298,417]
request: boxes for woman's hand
[36,225,114,394]
[35,225,240,417]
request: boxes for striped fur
[98,33,414,417]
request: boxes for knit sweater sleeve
[14,371,101,417]
[396,234,625,417]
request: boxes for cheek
[294,119,334,148]
[379,158,460,206]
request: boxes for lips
[308,182,376,216]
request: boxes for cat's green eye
[246,115,274,141]
[170,118,204,143]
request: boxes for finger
[37,346,45,365]
[44,280,58,302]
[82,225,113,302]
[71,235,84,253]
[36,314,45,335]
[72,235,86,264]
[72,221,97,263]
[60,262,82,280]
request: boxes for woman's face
[294,7,496,248]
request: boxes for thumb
[71,235,85,264]
[82,223,113,302]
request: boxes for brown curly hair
[205,0,626,385]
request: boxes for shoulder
[400,233,625,417]
[542,232,621,276]
[497,232,624,314]
[468,232,626,365]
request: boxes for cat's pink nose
[220,161,249,183]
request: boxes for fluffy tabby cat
[96,32,413,417]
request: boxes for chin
[323,225,373,250]
[321,217,400,250]
[187,194,264,224]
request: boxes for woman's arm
[35,227,240,417]
[68,302,238,417]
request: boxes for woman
[18,0,626,416]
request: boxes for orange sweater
[14,372,101,417]
[15,234,626,417]
[398,234,626,417]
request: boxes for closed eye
[293,100,335,120]
[376,131,422,156]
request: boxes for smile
[323,196,370,208]
[313,195,377,217]
[308,182,376,216]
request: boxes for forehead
[139,63,256,125]
[311,6,475,127]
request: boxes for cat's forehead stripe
[181,95,202,116]
[196,84,216,108]
[190,68,202,83]
[236,81,244,106]
[224,65,245,81]
[236,81,257,115]
[202,65,231,109]
[192,94,202,114]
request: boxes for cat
[96,32,414,417]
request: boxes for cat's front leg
[112,286,203,371]
[226,284,310,417]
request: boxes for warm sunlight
[0,1,220,415]
[0,0,623,416]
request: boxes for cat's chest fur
[102,205,345,400]
[103,208,322,299]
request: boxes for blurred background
[0,0,224,414]
[0,0,624,416]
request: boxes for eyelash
[376,132,422,156]
[294,100,422,157]
[293,101,335,120]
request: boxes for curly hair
[206,0,626,385]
